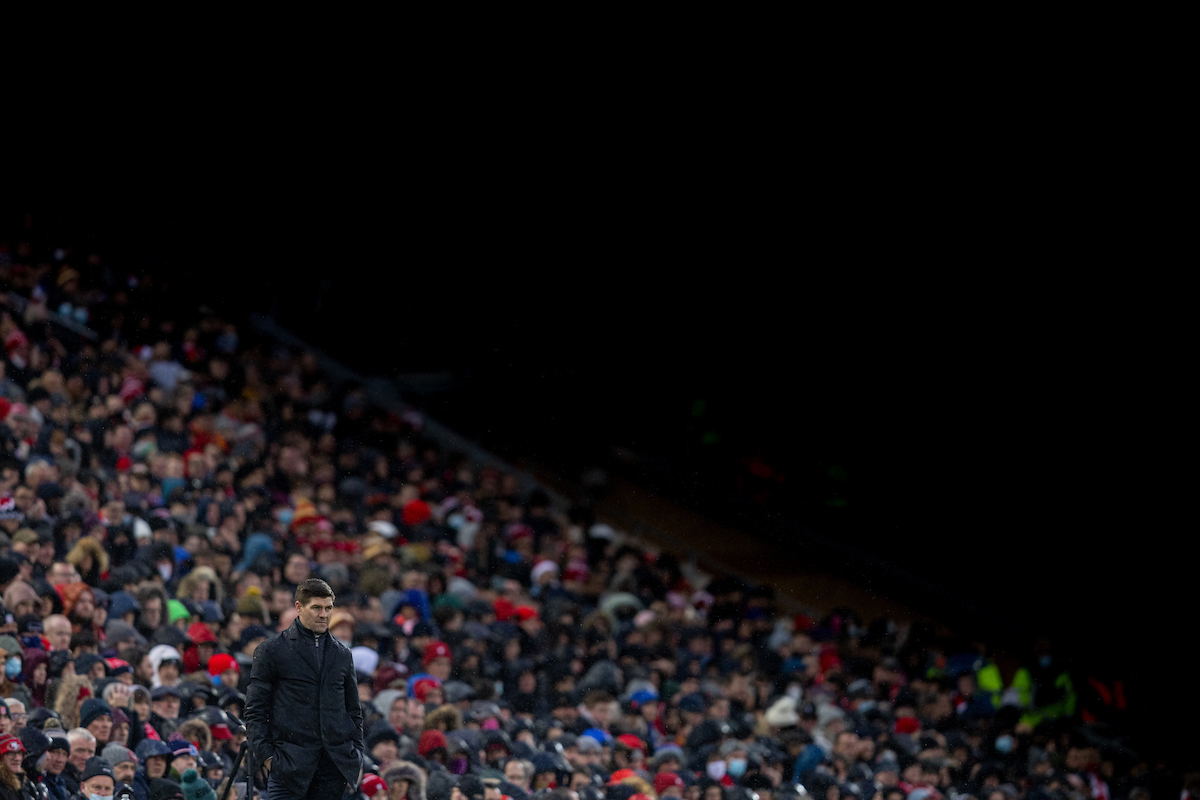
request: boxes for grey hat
[106,620,148,647]
[102,743,137,766]
[576,735,601,755]
[720,740,748,757]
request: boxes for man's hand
[258,756,272,783]
[107,683,132,708]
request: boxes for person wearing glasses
[0,702,22,735]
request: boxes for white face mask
[89,794,114,800]
[707,761,727,780]
[157,563,173,581]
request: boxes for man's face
[45,618,72,650]
[132,698,150,721]
[591,701,617,727]
[87,715,112,743]
[72,592,94,623]
[297,597,333,633]
[270,588,293,615]
[152,697,181,720]
[389,699,407,730]
[142,598,162,627]
[114,760,136,783]
[49,562,77,585]
[833,732,859,759]
[428,657,452,682]
[372,740,397,764]
[285,556,310,585]
[82,776,115,797]
[405,699,424,732]
[70,739,95,770]
[173,755,197,774]
[44,748,67,775]
[13,487,33,511]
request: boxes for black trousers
[267,748,350,800]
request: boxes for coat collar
[282,618,345,677]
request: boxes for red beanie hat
[417,729,447,758]
[402,499,431,527]
[616,734,645,753]
[654,773,684,795]
[422,641,452,667]
[361,774,388,797]
[493,598,515,622]
[608,769,637,785]
[207,653,239,677]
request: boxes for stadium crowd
[0,232,1185,800]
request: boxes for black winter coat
[243,618,364,796]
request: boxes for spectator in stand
[0,221,1175,800]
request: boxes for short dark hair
[295,578,335,606]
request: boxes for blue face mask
[995,735,1015,754]
[4,657,21,680]
[728,758,748,778]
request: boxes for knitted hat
[80,698,113,729]
[7,734,33,758]
[366,721,400,750]
[654,773,685,795]
[418,729,448,757]
[361,774,388,797]
[180,767,217,800]
[206,653,238,677]
[81,756,116,782]
[102,743,138,767]
[422,640,452,666]
[167,734,199,758]
[42,730,69,754]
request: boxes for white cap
[133,518,152,541]
[368,520,399,540]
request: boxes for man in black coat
[244,578,364,799]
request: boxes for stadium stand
[0,224,1183,800]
